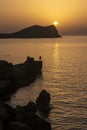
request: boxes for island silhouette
[0,25,61,38]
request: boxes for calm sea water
[0,36,87,130]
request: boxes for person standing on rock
[39,56,42,61]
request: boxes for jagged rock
[36,90,51,115]
[0,90,52,130]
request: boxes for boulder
[36,90,51,113]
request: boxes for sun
[53,21,58,26]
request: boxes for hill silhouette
[0,25,61,38]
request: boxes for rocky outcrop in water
[0,25,61,38]
[0,90,52,130]
[0,57,42,100]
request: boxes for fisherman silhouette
[39,56,42,61]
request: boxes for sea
[0,36,87,130]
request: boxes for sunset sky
[0,0,87,35]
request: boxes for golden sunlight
[53,21,58,26]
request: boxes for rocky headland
[0,25,61,38]
[0,57,42,100]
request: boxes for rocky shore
[0,57,52,130]
[0,57,42,100]
[0,90,52,130]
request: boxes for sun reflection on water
[53,43,59,67]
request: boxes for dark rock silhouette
[9,122,31,130]
[36,90,51,117]
[0,90,52,130]
[0,57,42,100]
[0,25,61,38]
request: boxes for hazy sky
[0,0,87,35]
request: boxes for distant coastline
[0,25,61,38]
